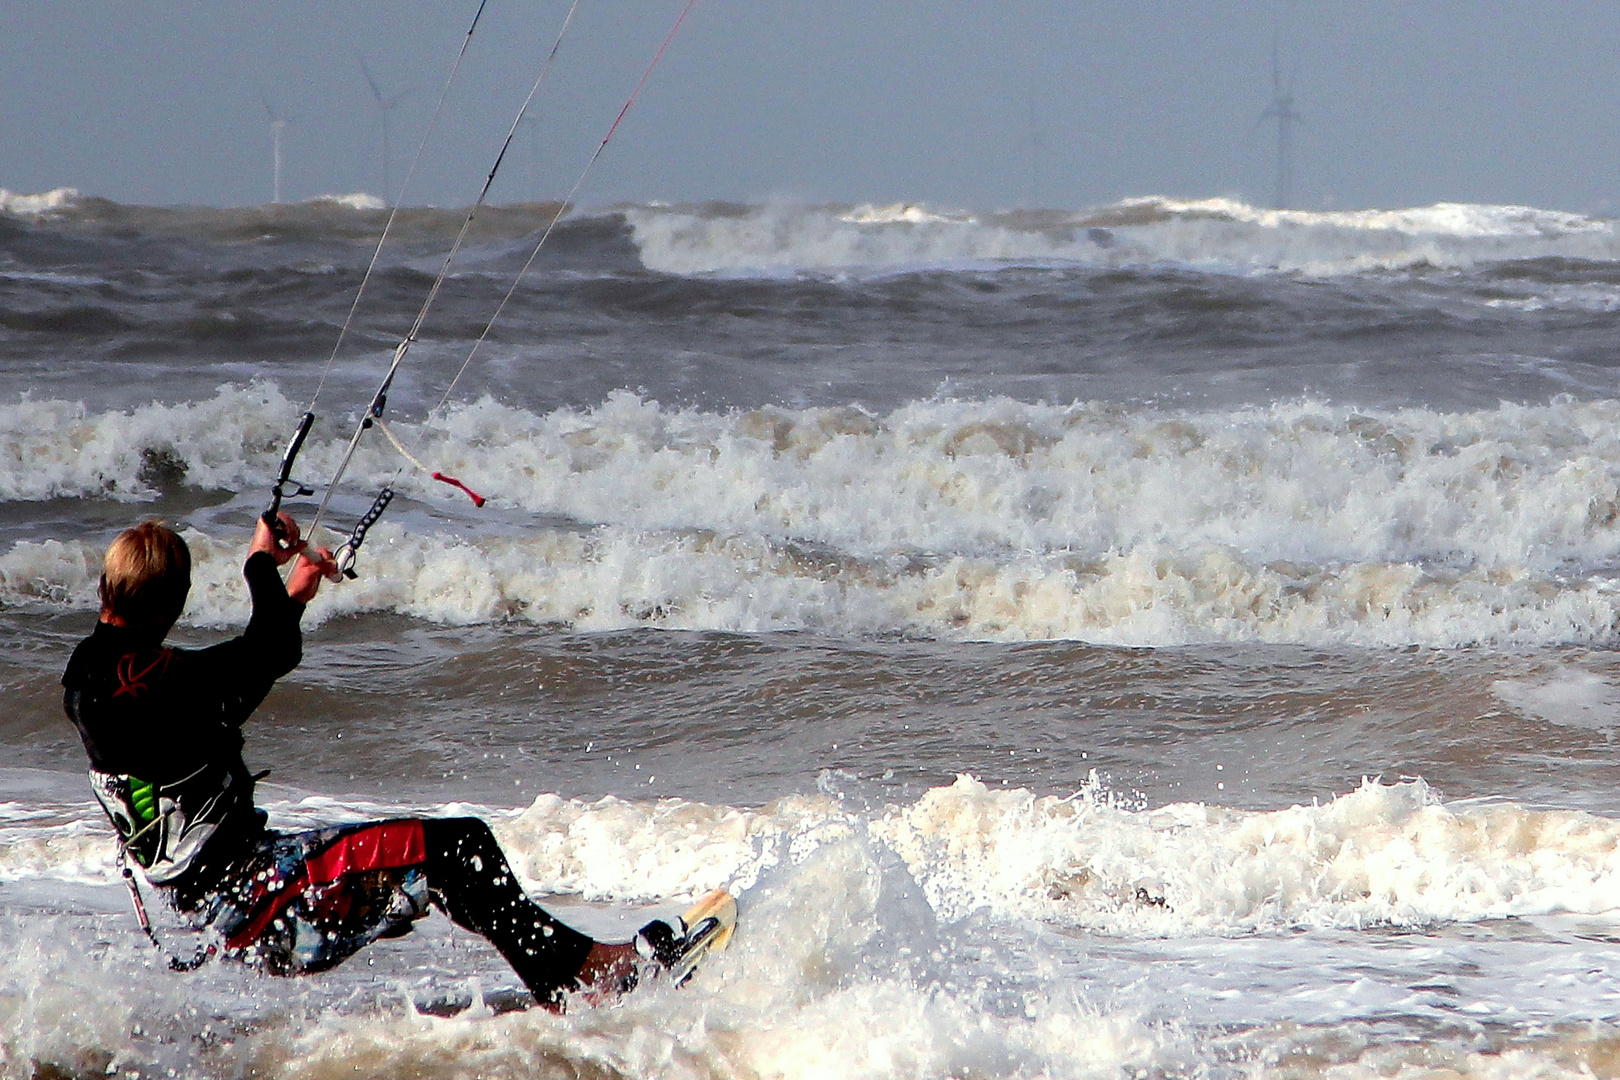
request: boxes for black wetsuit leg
[420,817,594,1005]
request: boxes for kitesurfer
[62,514,650,1009]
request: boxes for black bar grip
[263,411,316,537]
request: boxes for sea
[6,186,1620,1078]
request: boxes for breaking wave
[9,775,1620,941]
[9,188,1620,279]
[624,197,1620,277]
[6,383,1620,647]
[9,773,1619,1078]
[0,187,581,248]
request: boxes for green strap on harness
[128,777,157,825]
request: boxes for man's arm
[194,513,339,701]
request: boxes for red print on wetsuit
[113,650,172,699]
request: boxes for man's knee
[422,815,496,851]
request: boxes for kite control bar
[262,412,396,582]
[263,411,316,540]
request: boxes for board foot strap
[636,888,737,986]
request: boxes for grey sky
[3,1,1618,213]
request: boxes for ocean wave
[305,192,388,212]
[8,523,1619,647]
[8,385,1620,645]
[8,776,1620,1078]
[0,187,389,219]
[10,189,1620,280]
[0,188,585,248]
[0,385,294,501]
[0,187,83,216]
[1141,197,1608,239]
[0,780,1180,1080]
[15,384,1620,571]
[623,197,1620,277]
[497,774,1620,935]
[9,776,1620,936]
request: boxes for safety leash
[375,419,485,506]
[117,841,212,972]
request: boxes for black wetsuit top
[62,551,303,895]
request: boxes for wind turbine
[359,56,415,206]
[262,97,288,204]
[1259,35,1300,210]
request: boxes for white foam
[304,192,388,211]
[1484,282,1620,313]
[0,383,295,501]
[484,776,1620,935]
[624,202,1078,276]
[247,848,1175,1080]
[0,814,115,885]
[1142,197,1607,239]
[623,197,1620,276]
[11,778,1620,1077]
[11,777,1620,937]
[10,387,1620,646]
[0,268,107,287]
[0,187,82,216]
[1493,669,1620,730]
[1231,1029,1607,1080]
[872,775,1620,933]
[838,203,972,227]
[17,521,1620,647]
[35,824,1170,1080]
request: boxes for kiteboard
[643,887,738,986]
[415,888,738,1015]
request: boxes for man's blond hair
[100,521,191,632]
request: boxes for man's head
[99,521,191,634]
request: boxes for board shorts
[188,819,432,975]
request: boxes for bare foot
[572,940,640,1005]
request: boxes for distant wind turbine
[1259,35,1300,210]
[262,97,288,205]
[359,57,416,206]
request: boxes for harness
[90,764,252,970]
[88,763,246,883]
[114,838,212,971]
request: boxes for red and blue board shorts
[198,819,432,975]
